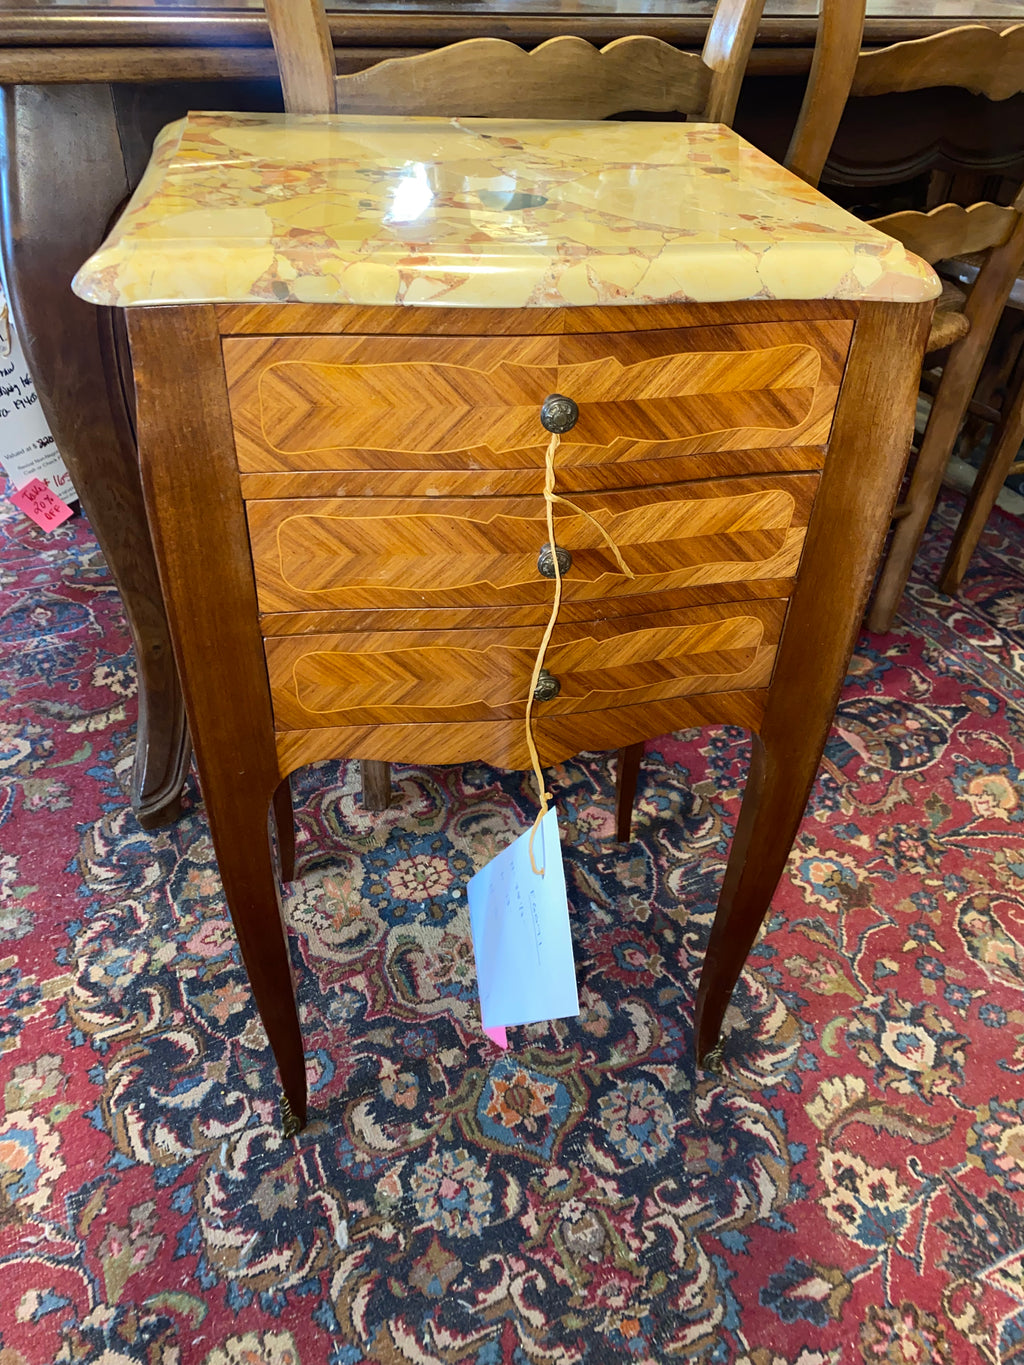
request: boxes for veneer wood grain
[256,579,800,637]
[237,444,827,500]
[225,321,851,474]
[274,689,771,779]
[264,599,786,732]
[246,475,817,613]
[214,299,860,338]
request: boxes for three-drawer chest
[74,112,938,1130]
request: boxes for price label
[0,284,77,501]
[10,476,74,531]
[468,808,579,1032]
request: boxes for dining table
[0,0,1020,829]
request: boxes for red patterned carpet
[2,486,1024,1365]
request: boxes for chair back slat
[787,12,1024,189]
[872,201,1021,265]
[264,0,765,125]
[265,0,336,114]
[852,23,1024,100]
[333,35,711,120]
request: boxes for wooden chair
[786,5,1024,632]
[263,0,767,838]
[936,267,1024,594]
[266,0,765,125]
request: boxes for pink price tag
[10,477,73,531]
[484,1026,508,1050]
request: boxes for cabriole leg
[204,774,307,1130]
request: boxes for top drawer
[223,321,852,475]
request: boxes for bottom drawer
[265,599,785,732]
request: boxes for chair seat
[941,251,1024,312]
[926,280,971,353]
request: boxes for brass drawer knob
[533,669,561,702]
[537,542,572,579]
[540,393,579,434]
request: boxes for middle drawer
[247,473,818,614]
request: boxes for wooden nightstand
[74,112,937,1132]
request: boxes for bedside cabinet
[74,113,937,1130]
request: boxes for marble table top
[73,111,940,310]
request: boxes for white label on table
[0,288,77,503]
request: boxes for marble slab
[73,111,940,309]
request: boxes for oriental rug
[1,487,1024,1365]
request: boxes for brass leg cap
[702,1042,725,1076]
[281,1094,304,1137]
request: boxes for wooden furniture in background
[938,290,1024,591]
[3,4,1019,85]
[267,0,764,123]
[787,6,1024,629]
[74,111,936,1130]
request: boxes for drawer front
[224,321,852,474]
[248,474,817,613]
[265,599,785,732]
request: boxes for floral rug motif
[2,487,1024,1365]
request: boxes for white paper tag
[0,288,77,502]
[468,808,580,1030]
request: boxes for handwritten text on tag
[10,476,74,531]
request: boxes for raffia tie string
[525,431,636,875]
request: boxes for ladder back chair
[933,250,1024,595]
[266,0,765,126]
[263,0,767,838]
[786,4,1024,631]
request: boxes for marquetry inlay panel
[247,475,817,613]
[274,689,769,779]
[264,600,784,732]
[224,321,852,473]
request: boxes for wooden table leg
[360,757,392,811]
[128,304,307,1130]
[0,83,190,828]
[696,299,933,1064]
[207,769,307,1134]
[615,742,643,843]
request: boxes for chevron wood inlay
[264,600,784,731]
[247,475,817,612]
[274,688,769,776]
[216,299,860,338]
[224,321,851,473]
[257,348,820,456]
[237,444,829,501]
